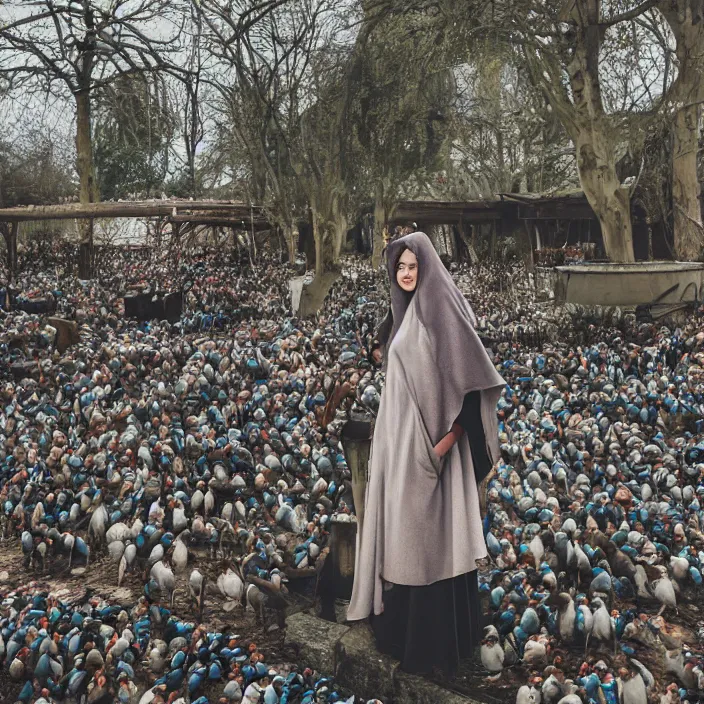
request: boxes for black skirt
[370,570,485,676]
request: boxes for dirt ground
[0,538,308,704]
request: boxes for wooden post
[3,222,18,284]
[340,417,372,536]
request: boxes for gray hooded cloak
[347,231,506,620]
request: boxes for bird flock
[0,241,703,704]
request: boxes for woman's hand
[433,423,464,459]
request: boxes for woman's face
[396,249,418,292]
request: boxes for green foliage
[347,10,456,204]
[93,75,176,200]
[0,133,75,207]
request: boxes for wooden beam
[0,200,265,222]
[167,214,269,229]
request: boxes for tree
[167,1,206,199]
[348,7,456,266]
[0,130,74,281]
[0,0,187,277]
[365,0,671,262]
[293,41,364,277]
[199,0,347,271]
[93,74,176,200]
[448,50,577,199]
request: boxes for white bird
[204,489,215,516]
[172,501,188,534]
[189,569,205,608]
[107,540,125,563]
[217,567,244,608]
[106,523,131,544]
[574,542,591,586]
[651,566,677,614]
[150,560,175,603]
[118,543,137,586]
[576,598,593,655]
[618,668,646,704]
[9,657,25,679]
[670,556,690,581]
[130,518,144,539]
[148,543,164,566]
[630,657,654,691]
[148,646,166,674]
[106,631,133,664]
[541,674,563,704]
[88,504,108,545]
[549,592,575,642]
[235,500,247,523]
[634,564,650,599]
[221,502,235,523]
[516,683,541,704]
[223,679,242,701]
[529,534,544,568]
[172,530,190,573]
[480,625,504,676]
[523,638,547,669]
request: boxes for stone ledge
[335,621,398,703]
[285,611,350,677]
[285,610,487,703]
[394,670,485,704]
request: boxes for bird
[523,635,548,669]
[480,625,505,677]
[546,592,575,643]
[118,541,137,586]
[650,565,678,615]
[541,672,564,704]
[574,595,593,653]
[172,530,189,573]
[590,597,616,655]
[516,681,542,704]
[216,566,244,609]
[150,560,175,605]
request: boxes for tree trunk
[332,213,348,262]
[372,182,389,269]
[311,208,335,278]
[281,224,295,263]
[300,207,340,316]
[75,90,98,279]
[574,130,635,262]
[672,102,703,260]
[659,1,704,260]
[1,222,18,284]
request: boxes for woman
[346,231,506,676]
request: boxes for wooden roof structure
[392,191,596,224]
[0,199,270,229]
